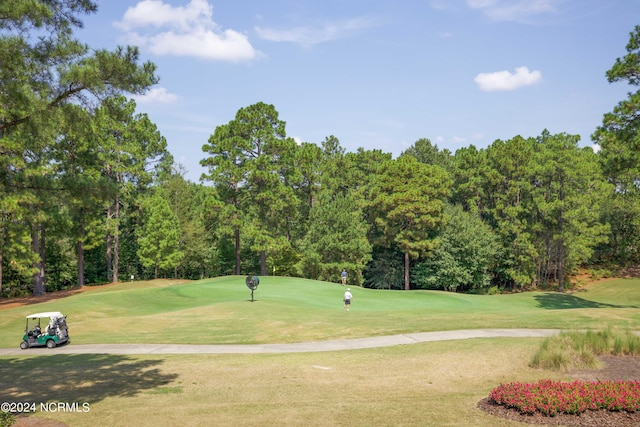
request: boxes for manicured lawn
[1,338,566,427]
[0,277,638,426]
[1,276,639,347]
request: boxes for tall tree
[0,2,157,133]
[592,25,640,265]
[245,135,299,276]
[0,122,44,294]
[201,123,247,275]
[94,96,168,283]
[530,131,610,291]
[318,136,353,196]
[137,191,184,279]
[451,145,488,216]
[0,192,35,294]
[161,169,218,279]
[21,116,59,296]
[54,104,115,287]
[202,102,299,276]
[291,141,323,240]
[299,191,372,285]
[369,155,451,290]
[484,136,537,288]
[1,1,158,293]
[402,138,454,171]
[413,204,500,292]
[348,147,393,198]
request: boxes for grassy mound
[0,276,639,347]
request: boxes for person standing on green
[341,268,347,285]
[343,288,353,311]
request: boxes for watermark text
[1,401,90,413]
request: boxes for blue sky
[77,0,640,182]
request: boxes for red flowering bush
[489,379,640,416]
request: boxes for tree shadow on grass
[0,354,178,403]
[533,292,638,310]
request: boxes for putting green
[0,276,638,348]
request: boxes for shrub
[489,379,640,416]
[0,411,15,427]
[588,268,613,280]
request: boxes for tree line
[1,3,639,296]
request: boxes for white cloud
[132,87,180,104]
[255,17,375,47]
[466,0,559,22]
[114,0,259,61]
[474,66,542,91]
[116,0,212,32]
[147,28,256,60]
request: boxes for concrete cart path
[0,329,560,356]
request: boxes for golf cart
[20,312,69,349]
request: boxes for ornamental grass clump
[489,379,640,416]
[530,327,640,371]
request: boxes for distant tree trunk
[106,232,112,282]
[557,222,565,293]
[0,248,3,295]
[0,211,4,294]
[106,204,113,282]
[260,250,267,276]
[77,240,85,287]
[113,195,120,283]
[41,225,46,288]
[234,227,241,275]
[557,181,565,293]
[31,223,45,295]
[31,224,38,294]
[557,242,564,292]
[113,228,119,282]
[404,251,410,291]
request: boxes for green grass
[1,276,639,426]
[1,276,639,347]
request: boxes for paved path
[0,329,559,356]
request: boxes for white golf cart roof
[25,312,65,319]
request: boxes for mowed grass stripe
[0,277,638,347]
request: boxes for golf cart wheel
[19,341,29,350]
[46,339,56,349]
